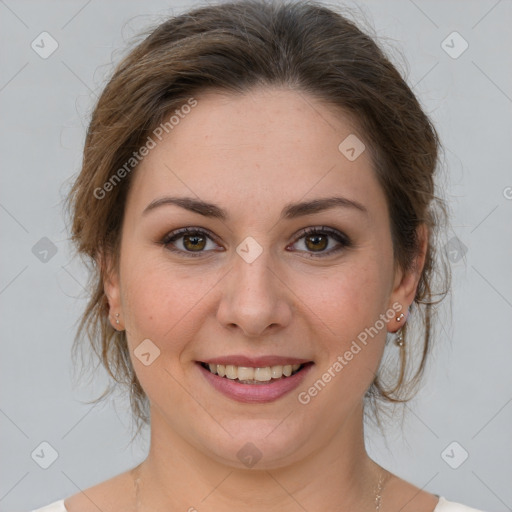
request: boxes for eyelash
[160,226,351,258]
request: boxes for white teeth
[205,363,302,381]
[254,367,272,382]
[271,365,283,378]
[225,365,237,380]
[237,367,255,381]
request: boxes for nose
[216,246,293,338]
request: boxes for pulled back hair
[67,0,449,439]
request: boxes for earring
[395,328,404,347]
[395,312,405,347]
[115,313,120,325]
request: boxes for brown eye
[304,233,328,252]
[182,233,207,251]
[289,226,351,257]
[161,228,220,257]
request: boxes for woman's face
[105,87,420,468]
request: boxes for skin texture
[65,87,437,512]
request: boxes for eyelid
[161,226,222,257]
[287,226,351,257]
[161,226,218,245]
[292,226,350,245]
[160,226,351,257]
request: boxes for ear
[97,249,124,331]
[387,224,428,332]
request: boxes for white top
[30,497,486,511]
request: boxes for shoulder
[31,500,67,512]
[382,475,439,512]
[434,497,486,512]
[382,475,483,512]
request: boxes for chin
[196,416,316,470]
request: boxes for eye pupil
[306,234,327,251]
[184,234,206,251]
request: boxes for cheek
[119,252,217,351]
[118,258,206,407]
[121,266,171,339]
[308,253,394,388]
[317,258,392,333]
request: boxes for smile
[201,362,303,383]
[197,360,314,403]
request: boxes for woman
[31,1,484,510]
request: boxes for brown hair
[66,0,449,438]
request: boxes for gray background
[1,1,511,511]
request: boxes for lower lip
[197,362,313,403]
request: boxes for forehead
[126,87,386,221]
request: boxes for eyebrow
[142,195,368,220]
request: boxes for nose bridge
[217,238,291,336]
[234,244,275,296]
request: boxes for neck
[132,402,384,512]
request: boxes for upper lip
[200,355,312,367]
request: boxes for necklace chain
[375,471,385,511]
[133,464,386,511]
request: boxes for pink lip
[197,361,314,403]
[201,355,311,367]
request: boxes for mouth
[196,359,314,403]
[199,361,307,384]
